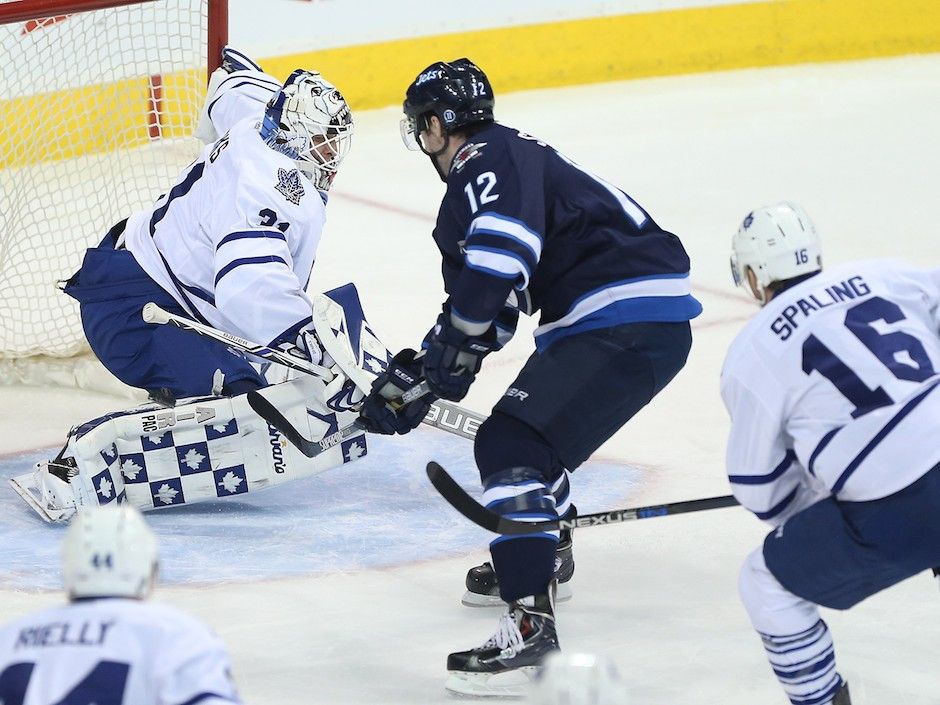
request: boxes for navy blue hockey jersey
[433,123,702,350]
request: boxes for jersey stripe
[730,450,797,485]
[753,486,799,521]
[150,161,206,237]
[831,379,940,493]
[469,212,543,259]
[215,255,289,285]
[216,229,286,249]
[465,245,532,284]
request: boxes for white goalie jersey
[0,598,239,705]
[123,68,326,347]
[721,260,940,525]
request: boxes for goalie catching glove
[421,308,499,401]
[359,349,435,435]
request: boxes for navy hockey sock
[483,467,559,602]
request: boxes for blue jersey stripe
[150,161,205,237]
[217,229,287,249]
[808,428,841,476]
[754,486,798,521]
[176,692,240,705]
[730,449,796,485]
[467,228,541,262]
[535,294,701,351]
[215,255,289,286]
[832,380,940,493]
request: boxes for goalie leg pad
[13,377,367,518]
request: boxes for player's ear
[745,267,764,303]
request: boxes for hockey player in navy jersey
[360,58,702,695]
[723,202,940,705]
[0,505,240,705]
[62,47,353,401]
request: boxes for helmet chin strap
[419,129,451,182]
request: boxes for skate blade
[461,581,573,608]
[444,666,537,698]
[9,473,70,523]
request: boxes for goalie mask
[400,58,494,155]
[261,69,353,192]
[731,202,822,304]
[62,505,159,601]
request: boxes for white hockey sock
[739,548,844,705]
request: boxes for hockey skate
[446,591,559,697]
[833,681,852,705]
[10,457,79,523]
[462,529,574,607]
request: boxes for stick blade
[426,461,545,535]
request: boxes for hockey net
[0,0,225,391]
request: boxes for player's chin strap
[416,119,452,182]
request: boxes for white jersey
[0,598,238,705]
[721,260,940,525]
[124,68,326,347]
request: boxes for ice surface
[1,54,939,704]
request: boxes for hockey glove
[421,312,499,401]
[359,348,435,435]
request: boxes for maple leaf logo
[183,448,206,471]
[365,357,385,374]
[275,167,305,205]
[121,458,143,480]
[97,476,113,499]
[146,432,166,446]
[345,441,365,462]
[217,471,244,495]
[102,445,116,459]
[212,422,231,433]
[153,484,179,505]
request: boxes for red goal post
[0,0,227,368]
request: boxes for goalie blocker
[10,369,366,523]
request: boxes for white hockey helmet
[61,505,159,601]
[260,69,354,192]
[530,653,629,705]
[730,201,822,303]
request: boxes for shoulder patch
[275,167,305,205]
[451,141,487,174]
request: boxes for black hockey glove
[359,348,435,435]
[422,312,499,402]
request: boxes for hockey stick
[426,461,740,535]
[246,389,363,458]
[142,302,334,381]
[142,302,484,443]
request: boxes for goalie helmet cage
[0,0,227,369]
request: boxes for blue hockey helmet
[401,58,494,152]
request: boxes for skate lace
[483,610,525,651]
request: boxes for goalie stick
[426,461,740,535]
[246,390,364,458]
[142,302,334,381]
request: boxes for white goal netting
[0,0,213,363]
